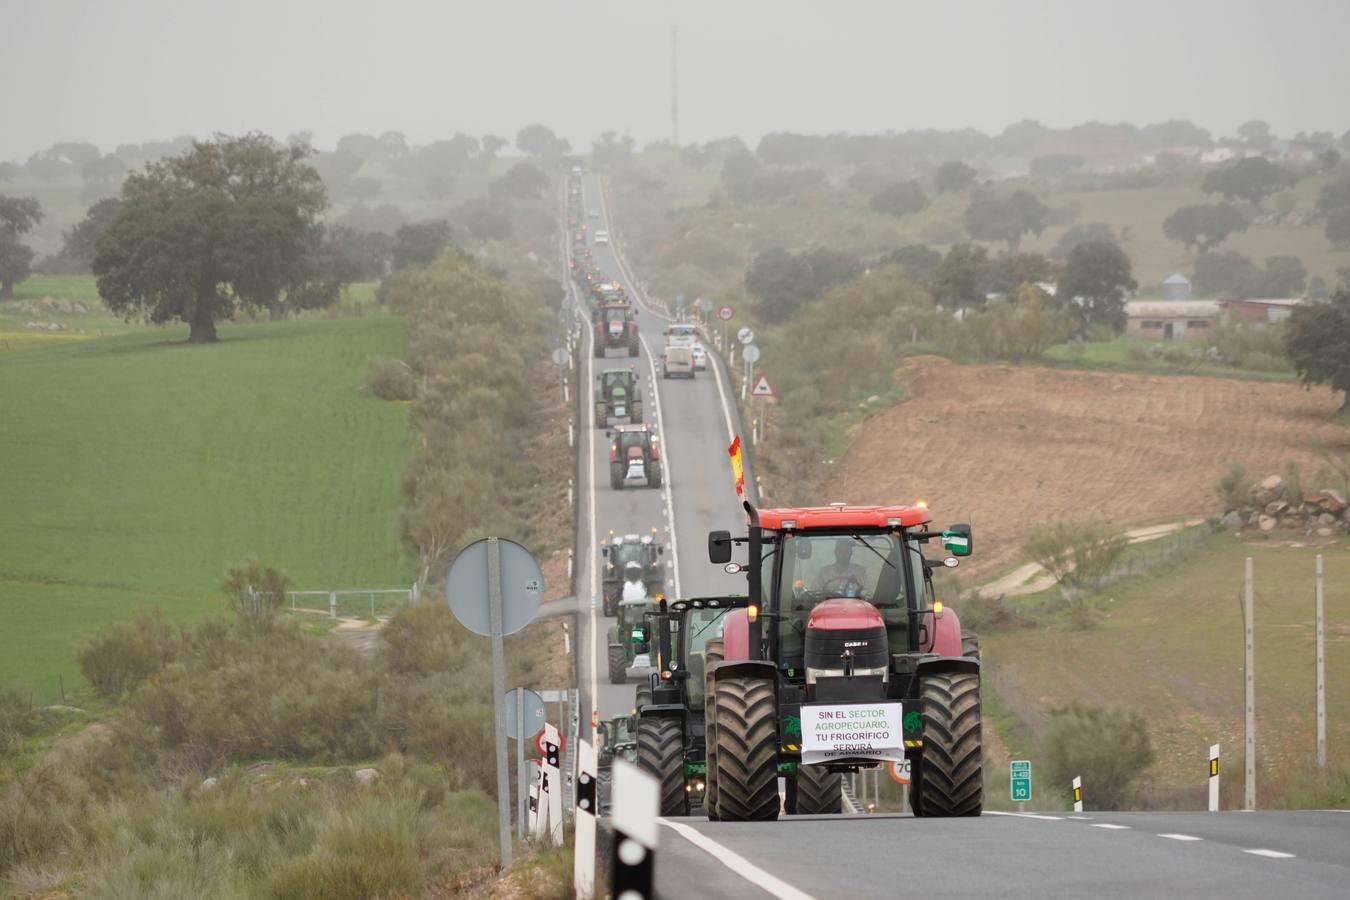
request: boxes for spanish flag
[728,435,745,497]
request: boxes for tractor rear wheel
[635,683,652,713]
[962,632,980,660]
[631,401,643,424]
[703,639,724,820]
[628,339,639,357]
[610,464,623,490]
[789,764,842,815]
[917,672,983,816]
[608,643,627,684]
[595,404,607,429]
[710,675,779,821]
[648,464,662,488]
[593,341,603,358]
[637,717,688,816]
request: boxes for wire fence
[252,585,422,620]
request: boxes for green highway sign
[1010,759,1032,802]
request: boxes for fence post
[329,591,337,619]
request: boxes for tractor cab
[606,425,662,490]
[601,529,667,616]
[595,368,642,428]
[701,502,982,821]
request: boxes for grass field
[0,316,414,700]
[984,533,1350,799]
[1042,335,1296,382]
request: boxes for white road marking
[1158,833,1203,841]
[658,819,819,900]
[1091,824,1131,830]
[638,332,683,600]
[985,811,1065,821]
[1067,815,1093,820]
[1244,849,1296,858]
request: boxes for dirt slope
[824,357,1350,579]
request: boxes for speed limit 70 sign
[717,304,734,321]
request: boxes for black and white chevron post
[610,759,658,900]
[573,739,598,899]
[542,722,564,847]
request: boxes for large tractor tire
[630,401,643,424]
[610,463,623,490]
[710,676,779,822]
[635,682,652,713]
[703,639,724,820]
[595,403,608,429]
[628,336,640,357]
[788,764,842,815]
[647,463,662,489]
[637,717,688,816]
[608,643,628,684]
[917,672,983,816]
[962,631,981,660]
[593,340,604,358]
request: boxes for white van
[662,345,695,379]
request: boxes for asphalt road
[564,179,1350,899]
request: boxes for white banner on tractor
[800,702,905,765]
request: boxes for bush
[1022,519,1127,595]
[951,285,1077,362]
[75,612,180,696]
[365,357,416,401]
[0,689,32,755]
[221,557,291,631]
[1041,703,1155,809]
[1217,463,1252,513]
[1209,316,1290,371]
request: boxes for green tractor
[607,579,660,684]
[632,595,747,816]
[600,529,667,617]
[595,369,642,428]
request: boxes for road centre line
[1244,849,1296,858]
[657,819,818,900]
[1158,834,1203,841]
[1092,824,1131,830]
[984,811,1064,821]
[637,332,682,600]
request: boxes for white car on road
[594,230,610,245]
[690,342,708,370]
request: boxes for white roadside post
[1073,776,1083,813]
[1315,554,1326,769]
[611,760,659,899]
[574,739,598,899]
[530,763,546,838]
[543,723,564,846]
[1209,743,1221,812]
[1244,556,1256,811]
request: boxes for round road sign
[888,758,912,784]
[717,305,734,321]
[741,344,761,364]
[737,327,754,345]
[445,538,543,637]
[505,688,547,739]
[536,728,565,756]
[550,347,570,367]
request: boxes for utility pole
[1315,554,1326,769]
[671,25,679,147]
[1244,556,1256,811]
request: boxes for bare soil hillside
[824,357,1350,579]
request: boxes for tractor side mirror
[708,530,732,564]
[605,430,613,439]
[943,524,973,557]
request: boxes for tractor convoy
[567,170,982,823]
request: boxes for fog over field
[4,0,1350,159]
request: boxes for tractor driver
[810,539,869,596]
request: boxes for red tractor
[702,502,981,821]
[607,425,662,490]
[594,303,639,357]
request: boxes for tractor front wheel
[607,643,627,684]
[917,672,983,816]
[710,675,779,821]
[637,717,688,816]
[788,764,842,815]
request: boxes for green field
[985,533,1350,800]
[0,316,414,700]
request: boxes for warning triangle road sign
[750,375,775,397]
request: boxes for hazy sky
[5,0,1349,161]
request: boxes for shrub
[75,612,179,696]
[1022,519,1127,594]
[221,557,291,630]
[1217,462,1252,512]
[0,689,32,755]
[952,285,1077,362]
[365,357,416,401]
[1041,703,1155,809]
